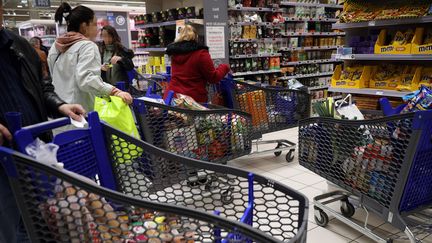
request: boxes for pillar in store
[204,0,229,65]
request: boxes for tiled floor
[228,128,432,243]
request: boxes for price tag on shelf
[376,91,384,96]
[369,21,376,26]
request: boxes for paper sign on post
[206,26,226,59]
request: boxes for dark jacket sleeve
[41,76,66,115]
[11,31,66,117]
[117,47,135,71]
[198,50,230,84]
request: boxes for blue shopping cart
[218,75,310,162]
[299,98,432,243]
[13,112,308,242]
[0,146,295,243]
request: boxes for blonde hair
[176,24,198,42]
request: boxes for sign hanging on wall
[34,0,51,8]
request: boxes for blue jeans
[0,166,30,242]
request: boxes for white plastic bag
[335,95,365,120]
[25,138,60,166]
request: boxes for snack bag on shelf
[396,66,419,92]
[370,64,402,90]
[418,67,432,88]
[390,29,414,46]
[172,94,209,110]
[332,65,370,88]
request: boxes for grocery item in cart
[172,94,209,111]
[236,90,269,129]
[401,85,432,113]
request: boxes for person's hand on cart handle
[111,88,133,104]
[0,124,12,146]
[58,104,86,122]
[111,56,122,65]
[101,64,110,72]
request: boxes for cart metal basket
[133,99,253,164]
[14,112,308,242]
[0,147,298,243]
[227,78,310,162]
[298,100,432,243]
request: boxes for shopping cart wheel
[340,199,355,218]
[274,143,283,157]
[221,187,234,204]
[314,208,329,227]
[286,150,295,163]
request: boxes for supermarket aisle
[228,127,432,243]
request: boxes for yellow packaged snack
[419,67,432,88]
[397,66,418,91]
[370,64,402,90]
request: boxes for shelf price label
[376,91,384,96]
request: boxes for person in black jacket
[0,22,86,242]
[99,25,135,85]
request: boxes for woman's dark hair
[54,2,94,32]
[100,25,124,55]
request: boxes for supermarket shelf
[134,52,149,55]
[280,1,343,9]
[228,6,281,12]
[279,71,333,80]
[280,45,342,51]
[282,31,345,37]
[230,38,285,43]
[337,54,432,61]
[284,17,338,22]
[230,53,282,59]
[308,85,330,91]
[328,87,411,98]
[135,19,203,29]
[230,22,284,26]
[136,47,166,52]
[232,69,281,77]
[332,16,432,30]
[282,59,341,66]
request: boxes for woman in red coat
[165,25,230,103]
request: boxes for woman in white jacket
[48,3,132,112]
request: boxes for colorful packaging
[172,94,209,110]
[401,86,432,113]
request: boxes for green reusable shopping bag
[94,96,142,164]
[94,96,140,138]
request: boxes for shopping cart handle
[16,117,71,137]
